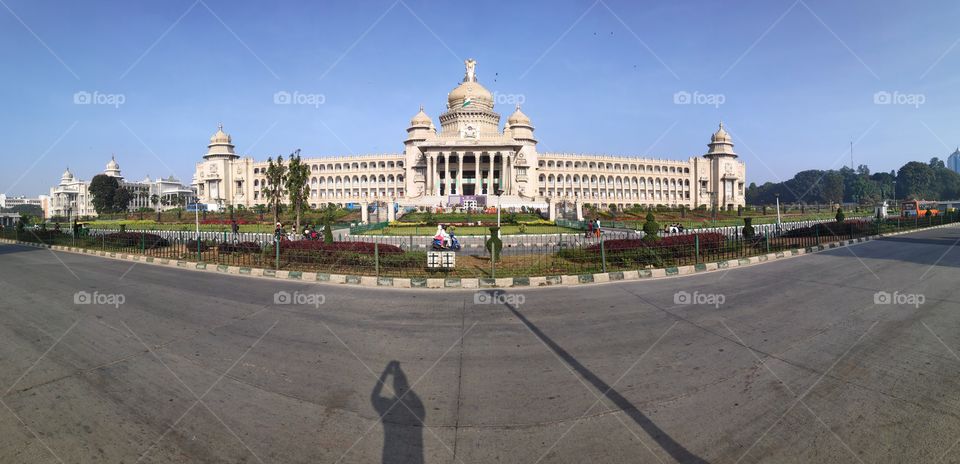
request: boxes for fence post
[375,242,380,276]
[140,231,145,254]
[695,234,700,264]
[765,231,770,253]
[197,233,202,262]
[274,237,280,270]
[600,234,607,273]
[491,244,496,279]
[815,226,820,246]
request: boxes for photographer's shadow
[371,361,425,464]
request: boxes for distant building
[48,157,195,219]
[0,195,49,218]
[948,148,960,174]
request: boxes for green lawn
[361,224,582,236]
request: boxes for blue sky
[2,0,959,196]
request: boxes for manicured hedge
[102,232,169,249]
[783,220,871,238]
[586,233,726,252]
[218,241,262,254]
[279,241,403,255]
[185,239,211,252]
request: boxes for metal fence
[3,213,956,279]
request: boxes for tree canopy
[746,159,960,205]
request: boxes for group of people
[301,224,326,241]
[432,224,459,249]
[663,223,686,234]
[585,219,602,238]
[271,222,327,242]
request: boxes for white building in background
[48,157,195,219]
[192,60,746,215]
[947,148,960,174]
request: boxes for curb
[2,222,956,291]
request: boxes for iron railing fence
[3,213,956,279]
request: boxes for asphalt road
[2,226,960,463]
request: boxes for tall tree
[285,150,310,234]
[897,162,935,199]
[263,155,287,224]
[88,174,121,215]
[112,188,132,213]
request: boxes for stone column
[456,153,463,195]
[548,198,556,221]
[575,198,584,221]
[361,200,369,224]
[487,153,495,195]
[443,153,452,198]
[387,198,396,222]
[501,153,508,195]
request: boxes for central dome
[447,59,494,112]
[447,81,493,111]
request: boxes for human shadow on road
[492,292,710,464]
[371,360,425,464]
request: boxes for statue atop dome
[464,58,477,82]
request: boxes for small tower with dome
[704,122,737,158]
[506,104,536,145]
[204,124,238,160]
[104,156,123,180]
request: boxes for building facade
[193,60,746,215]
[49,157,195,219]
[948,148,960,174]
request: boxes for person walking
[230,219,240,242]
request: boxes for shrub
[218,241,262,254]
[642,212,660,242]
[102,232,169,249]
[835,207,845,223]
[742,217,755,239]
[323,223,333,244]
[486,226,502,260]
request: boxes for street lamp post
[775,193,782,231]
[495,189,503,238]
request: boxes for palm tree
[264,156,287,225]
[150,194,160,222]
[285,150,310,234]
[137,191,149,220]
